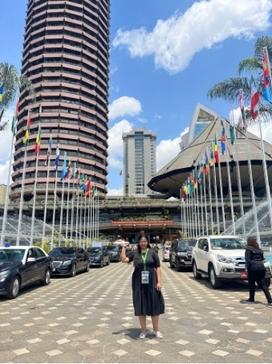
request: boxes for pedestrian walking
[241,236,272,305]
[121,234,165,339]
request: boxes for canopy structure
[149,118,272,198]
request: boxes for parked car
[192,235,271,289]
[49,247,89,277]
[170,239,197,270]
[106,245,121,262]
[0,246,51,299]
[87,246,110,267]
[162,246,170,262]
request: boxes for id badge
[141,270,149,285]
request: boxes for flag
[204,152,209,175]
[0,86,4,102]
[229,124,235,145]
[26,112,32,127]
[220,121,226,155]
[209,146,214,167]
[213,136,219,163]
[85,177,92,197]
[73,162,78,178]
[45,136,53,166]
[262,47,272,103]
[34,127,41,155]
[80,174,87,192]
[23,129,29,144]
[54,146,60,171]
[61,152,67,180]
[11,116,17,136]
[251,87,260,120]
[239,89,247,128]
[66,159,72,179]
[16,100,20,117]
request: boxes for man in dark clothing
[241,236,272,305]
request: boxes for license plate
[240,271,248,280]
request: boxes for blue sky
[0,0,272,193]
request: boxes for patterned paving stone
[145,349,161,357]
[179,350,195,357]
[212,350,229,357]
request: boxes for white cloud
[107,188,123,196]
[0,107,14,185]
[156,127,189,171]
[109,96,142,120]
[108,119,133,169]
[113,0,272,74]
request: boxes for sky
[0,0,272,194]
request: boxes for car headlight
[62,260,72,266]
[217,255,234,264]
[0,270,11,282]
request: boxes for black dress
[129,249,165,316]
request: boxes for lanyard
[141,250,148,270]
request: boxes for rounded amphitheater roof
[149,118,272,197]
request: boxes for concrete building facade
[123,129,156,196]
[12,0,110,201]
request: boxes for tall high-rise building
[12,0,110,201]
[123,129,156,196]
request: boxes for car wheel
[42,269,51,286]
[7,276,20,299]
[193,261,201,279]
[70,264,76,277]
[100,261,103,268]
[85,263,90,272]
[209,265,222,289]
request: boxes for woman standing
[242,236,272,305]
[121,235,165,339]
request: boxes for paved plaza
[0,261,272,363]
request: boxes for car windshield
[107,246,118,251]
[0,249,25,262]
[88,248,102,254]
[210,238,246,250]
[49,248,75,257]
[177,240,196,252]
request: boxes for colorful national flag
[213,136,219,163]
[61,152,67,180]
[66,159,72,179]
[23,129,29,144]
[0,86,4,103]
[80,174,87,192]
[34,126,41,155]
[44,136,53,166]
[204,152,209,175]
[73,162,78,178]
[54,146,60,171]
[251,86,260,120]
[262,47,272,103]
[220,121,226,155]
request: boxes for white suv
[192,235,247,289]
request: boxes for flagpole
[65,177,71,240]
[217,151,226,232]
[87,193,91,244]
[212,163,220,235]
[207,165,214,235]
[200,178,204,235]
[16,147,28,246]
[203,172,209,235]
[225,141,236,234]
[42,153,51,247]
[51,169,58,249]
[79,192,83,247]
[59,179,65,242]
[97,192,100,240]
[83,194,87,248]
[257,114,272,229]
[1,133,15,245]
[70,178,75,242]
[30,151,40,245]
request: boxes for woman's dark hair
[137,235,151,253]
[247,236,260,250]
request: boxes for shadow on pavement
[112,328,140,340]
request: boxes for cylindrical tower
[12,0,110,203]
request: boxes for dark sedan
[49,247,89,277]
[170,239,197,270]
[106,245,121,262]
[87,246,110,267]
[0,246,51,299]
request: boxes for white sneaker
[139,332,147,339]
[154,331,163,339]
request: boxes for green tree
[208,36,272,116]
[0,62,33,130]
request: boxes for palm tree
[0,62,33,130]
[208,36,272,116]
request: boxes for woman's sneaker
[154,331,163,339]
[139,332,147,339]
